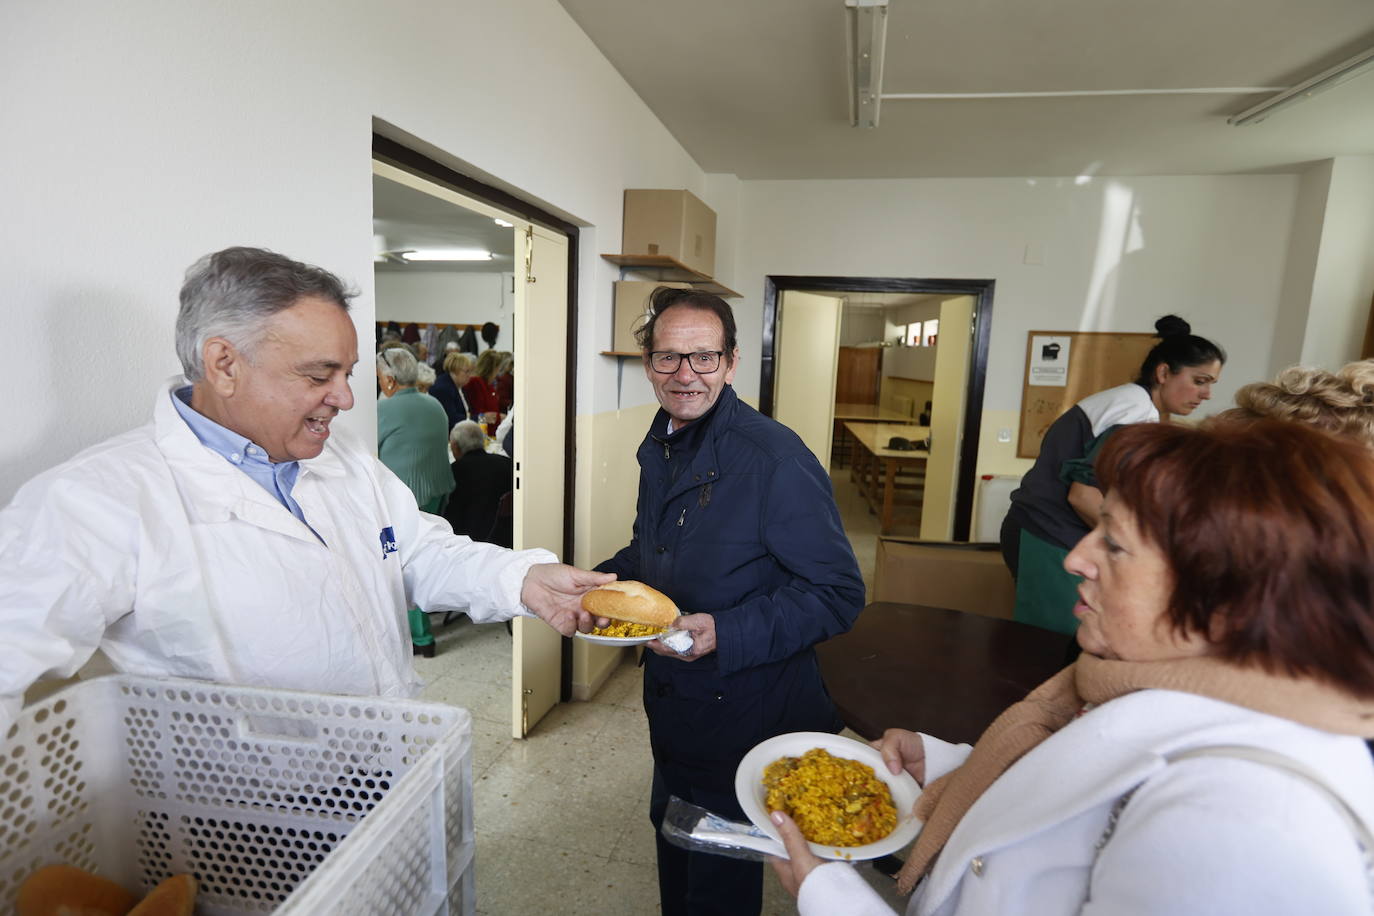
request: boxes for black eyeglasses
[647,350,725,374]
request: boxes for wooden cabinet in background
[836,347,882,405]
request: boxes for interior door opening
[371,137,581,738]
[761,276,994,544]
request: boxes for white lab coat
[798,689,1374,916]
[0,380,555,730]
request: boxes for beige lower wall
[975,408,1035,479]
[571,402,660,699]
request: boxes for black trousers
[649,763,763,916]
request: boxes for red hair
[1096,419,1374,695]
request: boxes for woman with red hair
[773,419,1374,916]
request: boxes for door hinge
[524,226,536,284]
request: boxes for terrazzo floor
[414,465,909,915]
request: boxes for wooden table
[831,403,913,467]
[846,422,929,534]
[817,602,1070,744]
[835,402,913,422]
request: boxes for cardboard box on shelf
[873,538,1015,620]
[612,280,692,352]
[622,189,717,278]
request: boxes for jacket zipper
[664,441,670,459]
[677,507,687,527]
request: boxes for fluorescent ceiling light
[1229,46,1374,126]
[493,218,513,228]
[883,87,1282,100]
[845,0,888,129]
[400,249,493,261]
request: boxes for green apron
[1012,528,1081,636]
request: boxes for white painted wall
[374,271,512,351]
[882,347,938,381]
[886,300,944,333]
[0,0,721,501]
[1299,156,1374,368]
[840,309,885,346]
[1272,161,1332,369]
[736,175,1302,476]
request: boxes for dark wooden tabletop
[816,602,1071,746]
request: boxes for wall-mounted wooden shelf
[600,350,642,357]
[601,254,741,298]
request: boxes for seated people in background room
[0,246,612,732]
[432,339,459,371]
[443,420,513,546]
[495,408,514,459]
[463,348,503,428]
[430,350,477,431]
[999,315,1224,635]
[495,351,514,413]
[774,419,1374,916]
[377,346,453,516]
[414,362,436,395]
[377,346,457,657]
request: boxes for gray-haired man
[0,246,610,730]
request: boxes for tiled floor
[416,467,909,915]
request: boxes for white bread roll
[581,581,679,628]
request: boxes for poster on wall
[1028,335,1071,387]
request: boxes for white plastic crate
[0,675,474,915]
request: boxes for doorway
[761,276,994,543]
[372,136,581,738]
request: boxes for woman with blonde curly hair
[1220,360,1374,447]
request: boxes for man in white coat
[0,246,612,731]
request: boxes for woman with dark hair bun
[1000,315,1225,635]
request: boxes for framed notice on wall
[1018,330,1159,458]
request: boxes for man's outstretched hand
[520,564,616,635]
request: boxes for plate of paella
[734,731,923,861]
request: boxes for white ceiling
[556,0,1374,179]
[372,175,515,273]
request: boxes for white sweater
[799,689,1374,916]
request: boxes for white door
[920,296,975,540]
[774,291,844,463]
[511,226,569,737]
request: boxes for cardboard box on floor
[613,280,693,352]
[622,189,717,278]
[874,538,1015,620]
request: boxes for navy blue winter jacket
[598,386,865,767]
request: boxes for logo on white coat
[380,526,397,558]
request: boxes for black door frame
[372,134,582,699]
[760,275,995,542]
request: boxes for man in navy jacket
[597,288,864,915]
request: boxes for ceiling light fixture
[845,0,889,129]
[400,249,493,262]
[883,87,1282,100]
[1228,46,1374,126]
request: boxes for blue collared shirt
[171,386,320,538]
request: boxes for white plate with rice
[735,731,923,861]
